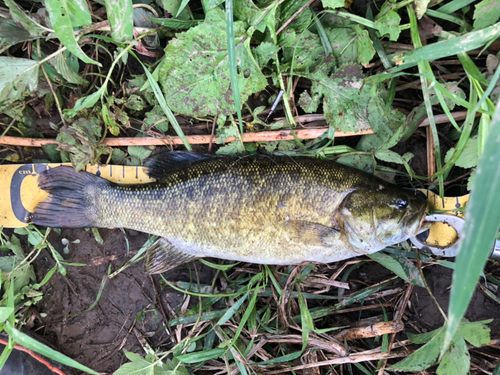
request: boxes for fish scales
[94,157,359,263]
[33,152,428,272]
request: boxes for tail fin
[32,166,106,228]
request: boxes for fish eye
[395,198,408,209]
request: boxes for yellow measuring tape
[0,164,153,228]
[419,189,469,249]
[0,164,469,249]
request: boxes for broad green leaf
[459,320,492,347]
[154,358,189,375]
[444,100,500,353]
[253,42,279,66]
[375,9,401,41]
[45,0,98,65]
[64,0,92,26]
[307,64,372,133]
[5,323,99,374]
[0,57,39,111]
[0,18,40,45]
[322,25,358,65]
[336,154,376,174]
[298,90,320,113]
[216,140,245,155]
[368,252,424,287]
[202,0,225,12]
[128,146,154,164]
[356,96,405,151]
[473,0,500,30]
[322,0,345,9]
[355,26,375,64]
[160,0,191,19]
[407,327,443,344]
[4,0,47,36]
[106,0,134,43]
[444,136,478,169]
[55,53,88,85]
[158,8,266,117]
[390,328,444,371]
[115,351,154,375]
[281,29,325,72]
[375,150,415,177]
[437,336,469,375]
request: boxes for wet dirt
[32,228,215,375]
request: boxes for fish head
[338,187,428,253]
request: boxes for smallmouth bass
[32,152,428,273]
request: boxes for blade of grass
[225,0,243,134]
[131,52,192,151]
[5,323,99,374]
[443,98,500,357]
[390,21,500,73]
[425,9,471,30]
[407,5,444,196]
[437,0,476,14]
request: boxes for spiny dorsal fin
[145,237,198,274]
[144,151,216,180]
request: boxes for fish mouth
[405,202,430,237]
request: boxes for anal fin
[145,238,198,274]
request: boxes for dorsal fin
[145,237,199,274]
[144,151,216,180]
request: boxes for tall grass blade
[407,5,444,195]
[443,98,500,356]
[390,22,500,73]
[437,0,476,14]
[132,53,193,151]
[225,0,244,134]
[5,323,99,374]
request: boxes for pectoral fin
[284,221,341,247]
[145,238,198,274]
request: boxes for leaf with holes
[158,8,266,117]
[45,0,98,65]
[106,0,133,43]
[0,57,39,112]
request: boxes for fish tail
[32,166,106,228]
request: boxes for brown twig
[276,0,316,35]
[257,334,347,356]
[334,320,404,341]
[0,111,470,148]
